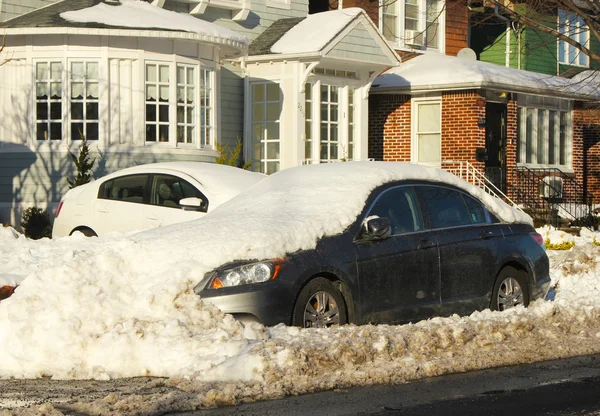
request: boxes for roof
[0,0,248,50]
[373,53,600,101]
[249,17,305,56]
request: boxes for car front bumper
[196,281,295,327]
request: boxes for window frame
[69,60,100,142]
[557,9,590,68]
[378,0,445,52]
[35,60,65,141]
[250,80,282,174]
[411,96,442,167]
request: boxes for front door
[485,102,507,192]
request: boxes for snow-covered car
[194,162,551,327]
[52,162,264,237]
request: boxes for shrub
[21,207,51,239]
[215,139,251,170]
[544,236,575,250]
[67,135,96,189]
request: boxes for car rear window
[99,175,147,204]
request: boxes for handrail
[441,160,524,212]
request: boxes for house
[343,0,600,226]
[0,0,399,225]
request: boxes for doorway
[485,102,507,192]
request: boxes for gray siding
[327,24,391,65]
[0,0,59,22]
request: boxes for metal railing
[441,160,523,212]
[514,166,596,228]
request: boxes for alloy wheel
[497,277,524,310]
[303,291,340,328]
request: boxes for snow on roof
[60,0,249,46]
[270,8,363,54]
[374,53,600,100]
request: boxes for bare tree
[0,33,9,67]
[477,0,600,65]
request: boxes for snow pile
[271,8,363,54]
[60,0,249,46]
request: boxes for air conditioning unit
[539,176,563,199]
[404,30,421,46]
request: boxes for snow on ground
[0,162,599,414]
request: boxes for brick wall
[504,99,519,200]
[341,0,380,26]
[445,0,469,56]
[368,94,411,161]
[574,105,600,200]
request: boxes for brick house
[342,0,600,225]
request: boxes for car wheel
[72,228,97,237]
[292,278,347,328]
[491,266,530,311]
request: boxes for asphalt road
[1,354,599,415]
[181,354,600,416]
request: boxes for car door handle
[418,239,436,249]
[480,230,495,239]
[146,215,159,221]
[96,206,108,214]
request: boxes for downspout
[494,5,511,67]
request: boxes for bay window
[70,61,99,141]
[36,61,63,141]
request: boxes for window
[36,61,63,141]
[70,61,99,141]
[151,174,207,210]
[463,195,487,224]
[251,82,281,174]
[368,186,423,235]
[177,65,196,145]
[99,175,148,204]
[416,186,473,229]
[517,96,572,168]
[303,81,358,165]
[199,68,214,147]
[320,85,339,162]
[558,10,589,67]
[412,100,441,166]
[380,0,443,50]
[146,63,170,143]
[304,83,313,165]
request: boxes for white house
[0,0,399,226]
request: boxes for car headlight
[207,259,286,289]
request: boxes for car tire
[491,266,530,311]
[292,277,347,328]
[72,228,97,237]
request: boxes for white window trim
[266,0,291,10]
[378,0,446,53]
[154,0,251,21]
[517,106,573,171]
[249,80,282,174]
[303,76,362,165]
[144,60,216,149]
[557,9,590,68]
[68,60,101,143]
[411,96,442,167]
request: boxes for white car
[52,162,264,237]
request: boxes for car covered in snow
[194,162,551,327]
[52,162,265,237]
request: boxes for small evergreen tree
[67,135,96,189]
[215,139,251,169]
[21,207,51,239]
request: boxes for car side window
[463,194,488,224]
[151,174,205,209]
[417,186,473,229]
[99,175,147,204]
[368,186,423,235]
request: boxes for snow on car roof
[114,162,265,208]
[0,162,533,383]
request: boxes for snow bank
[60,0,248,46]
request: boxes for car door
[144,174,208,229]
[415,185,503,315]
[94,174,150,234]
[354,185,441,324]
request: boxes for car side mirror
[179,197,207,212]
[363,217,391,240]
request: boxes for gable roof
[0,0,248,51]
[373,53,600,101]
[249,17,305,56]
